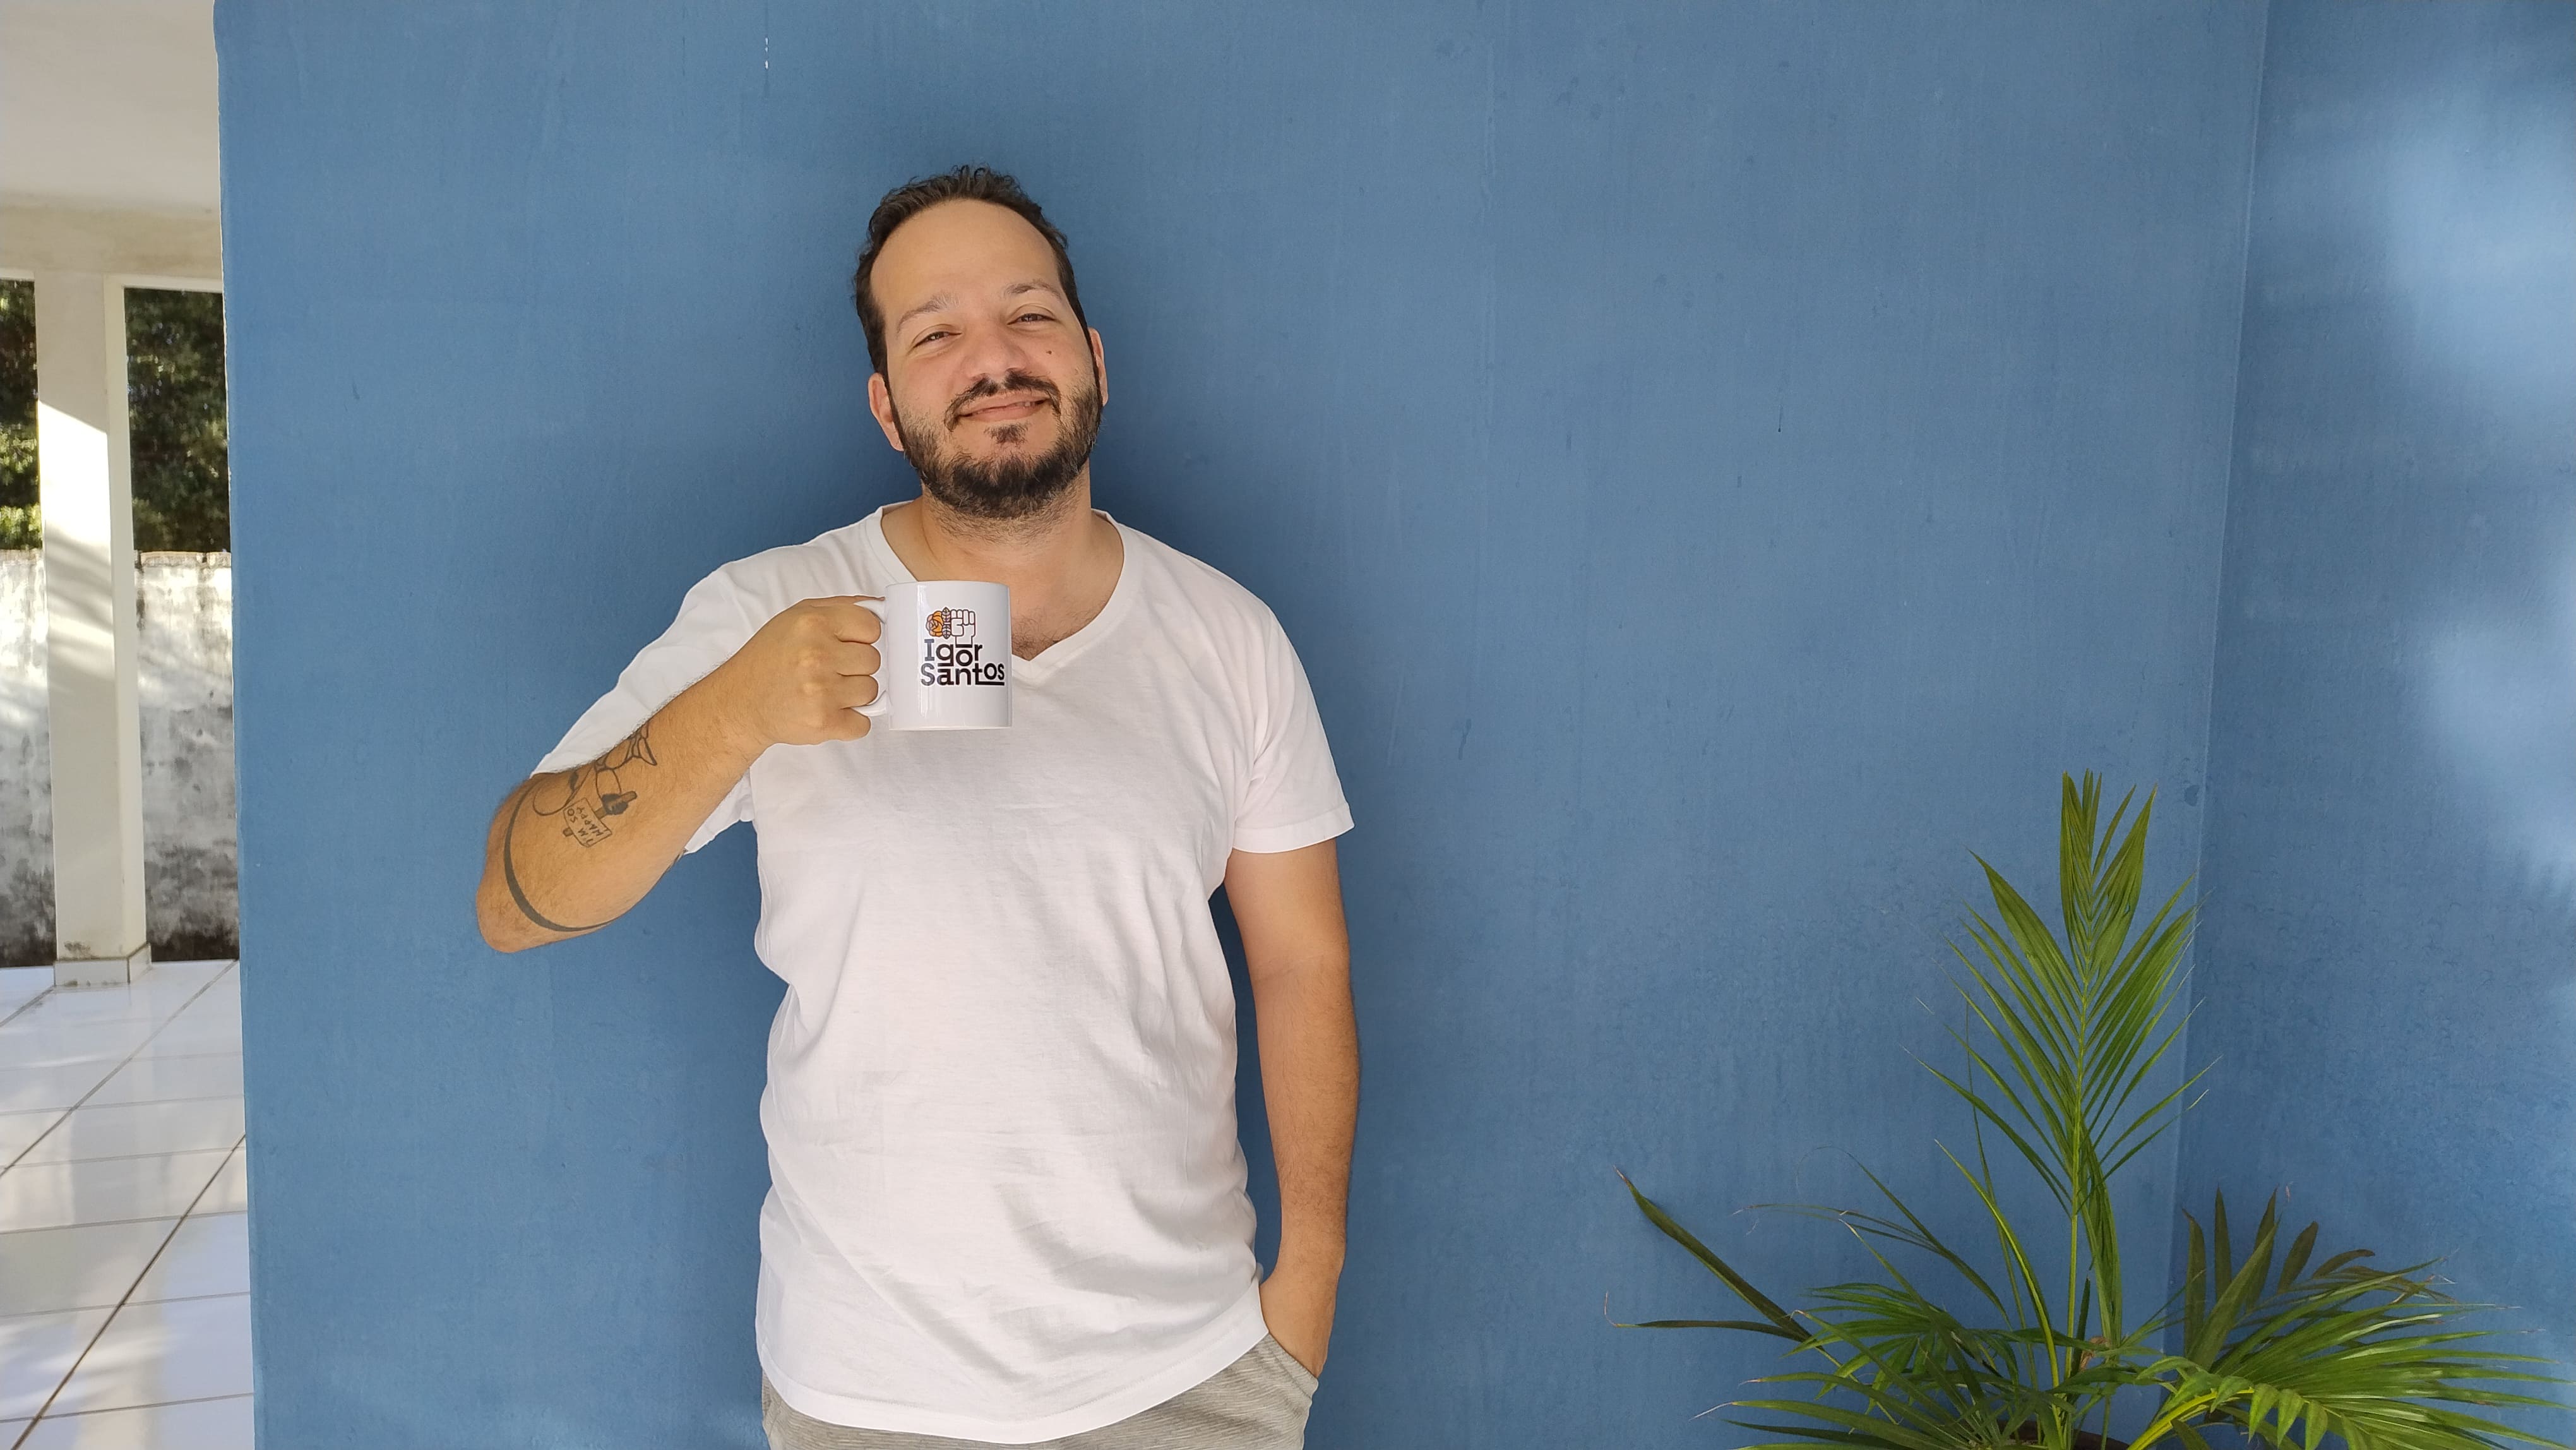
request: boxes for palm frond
[1616,1169,1807,1341]
[1618,774,2569,1450]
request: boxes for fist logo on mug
[925,608,977,642]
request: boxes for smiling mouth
[954,396,1052,425]
[946,370,1064,430]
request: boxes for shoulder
[681,517,886,621]
[1119,522,1287,638]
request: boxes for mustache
[945,370,1062,428]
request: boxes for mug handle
[850,596,891,719]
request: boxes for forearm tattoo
[530,727,658,847]
[500,724,658,935]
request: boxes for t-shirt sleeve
[1232,613,1354,854]
[532,568,763,854]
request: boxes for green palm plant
[1614,774,2561,1450]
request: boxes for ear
[1088,327,1108,408]
[866,371,907,453]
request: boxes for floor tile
[13,1102,247,1166]
[0,1220,178,1317]
[141,1030,239,1066]
[0,1152,234,1232]
[197,1152,246,1215]
[17,1394,253,1450]
[113,982,219,1021]
[0,1109,64,1163]
[143,992,236,1027]
[80,1057,240,1110]
[0,1065,119,1116]
[160,1004,237,1040]
[137,962,232,984]
[0,1022,157,1072]
[127,1214,246,1305]
[141,973,222,999]
[166,968,237,1004]
[0,1305,114,1418]
[126,966,228,997]
[5,993,170,1030]
[165,993,239,1027]
[131,1021,239,1058]
[0,1420,26,1444]
[49,1294,253,1414]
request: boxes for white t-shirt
[534,506,1351,1443]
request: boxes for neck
[881,470,1123,658]
[901,470,1097,578]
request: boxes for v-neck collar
[857,505,1137,686]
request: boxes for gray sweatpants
[762,1333,1319,1450]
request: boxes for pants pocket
[1257,1331,1321,1399]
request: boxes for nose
[951,321,1042,398]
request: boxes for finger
[789,674,875,738]
[820,706,873,742]
[808,597,884,643]
[826,641,882,678]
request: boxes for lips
[945,369,1064,429]
[955,395,1051,424]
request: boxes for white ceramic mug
[851,580,1012,730]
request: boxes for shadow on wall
[0,549,239,965]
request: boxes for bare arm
[1229,837,1356,1376]
[475,596,886,952]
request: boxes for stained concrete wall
[0,553,49,965]
[138,552,240,959]
[0,549,239,964]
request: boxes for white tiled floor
[0,962,249,1449]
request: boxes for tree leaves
[0,280,33,549]
[126,288,230,554]
[0,283,230,553]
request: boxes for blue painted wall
[2182,0,2576,1411]
[218,3,2267,1444]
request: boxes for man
[475,166,1356,1449]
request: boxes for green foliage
[1615,775,2561,1450]
[0,283,229,553]
[127,288,229,553]
[0,280,33,549]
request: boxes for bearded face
[891,364,1104,522]
[862,199,1109,520]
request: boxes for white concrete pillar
[36,272,151,986]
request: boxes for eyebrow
[893,292,957,334]
[893,280,1068,335]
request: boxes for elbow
[480,920,537,954]
[474,877,546,954]
[477,791,547,953]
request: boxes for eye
[1015,311,1052,324]
[913,328,955,347]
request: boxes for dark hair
[852,165,1087,378]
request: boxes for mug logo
[920,604,1006,688]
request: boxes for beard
[893,366,1104,522]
